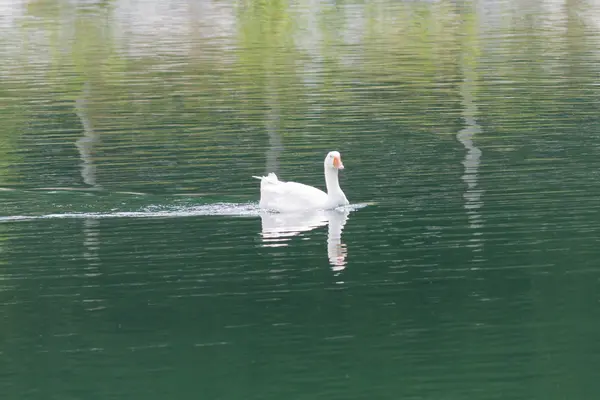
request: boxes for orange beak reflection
[333,156,344,170]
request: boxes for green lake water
[2,0,600,398]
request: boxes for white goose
[253,151,349,212]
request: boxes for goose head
[324,151,344,170]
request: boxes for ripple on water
[0,202,372,222]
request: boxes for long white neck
[324,166,349,209]
[324,166,341,195]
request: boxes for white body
[253,151,349,212]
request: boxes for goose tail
[252,172,279,184]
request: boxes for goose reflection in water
[259,208,350,271]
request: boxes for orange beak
[333,156,344,170]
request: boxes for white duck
[253,151,349,212]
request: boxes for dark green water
[2,0,600,398]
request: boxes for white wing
[254,173,328,212]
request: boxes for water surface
[2,0,600,399]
